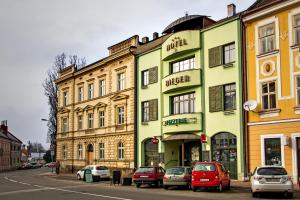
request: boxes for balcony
[162,69,201,93]
[162,112,203,134]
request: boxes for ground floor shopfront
[248,120,300,184]
[56,132,134,175]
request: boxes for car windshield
[136,167,154,172]
[257,167,287,175]
[166,167,185,175]
[96,166,108,170]
[194,163,216,172]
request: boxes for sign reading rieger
[165,75,190,87]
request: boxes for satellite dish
[243,100,258,111]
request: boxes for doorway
[87,144,94,165]
[178,141,201,167]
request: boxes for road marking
[0,188,50,196]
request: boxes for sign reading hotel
[163,118,197,126]
[166,75,190,87]
[166,37,188,51]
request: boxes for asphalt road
[0,168,299,200]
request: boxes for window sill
[294,106,300,114]
[256,50,279,58]
[223,62,235,69]
[116,125,125,130]
[223,110,235,115]
[141,85,148,89]
[291,44,300,50]
[259,108,281,118]
[141,122,149,125]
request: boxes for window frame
[142,101,150,122]
[142,70,149,86]
[88,113,94,129]
[99,79,106,97]
[63,145,67,160]
[171,92,195,115]
[117,73,125,91]
[78,87,83,102]
[117,142,124,160]
[88,83,94,100]
[78,115,83,130]
[294,14,300,45]
[258,23,275,54]
[99,111,105,128]
[117,107,125,125]
[223,43,235,64]
[63,91,68,106]
[261,81,277,110]
[261,134,285,167]
[78,144,83,160]
[62,117,68,132]
[296,76,300,106]
[99,143,105,160]
[223,83,236,111]
[170,57,195,74]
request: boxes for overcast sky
[0,0,253,148]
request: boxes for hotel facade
[243,0,300,183]
[55,36,138,173]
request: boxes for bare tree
[43,53,86,149]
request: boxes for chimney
[142,37,149,43]
[153,32,159,40]
[227,4,236,17]
[0,120,8,134]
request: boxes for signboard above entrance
[162,117,197,126]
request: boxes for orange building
[243,0,300,183]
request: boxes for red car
[132,166,165,188]
[191,162,230,192]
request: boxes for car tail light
[163,175,167,180]
[215,175,219,180]
[254,176,266,183]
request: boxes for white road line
[0,188,50,196]
[18,182,31,186]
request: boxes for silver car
[77,165,110,181]
[250,166,293,198]
[163,166,192,189]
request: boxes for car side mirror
[226,170,230,174]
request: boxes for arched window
[144,138,159,166]
[62,145,67,160]
[117,142,124,160]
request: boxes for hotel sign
[163,118,197,126]
[166,37,188,51]
[165,75,190,87]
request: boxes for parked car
[77,165,110,181]
[163,166,192,189]
[132,166,165,188]
[44,162,56,168]
[191,162,230,192]
[250,166,293,198]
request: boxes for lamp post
[41,118,56,173]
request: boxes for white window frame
[142,101,150,122]
[117,107,125,125]
[117,73,125,91]
[296,76,300,105]
[62,118,68,132]
[223,43,235,64]
[63,91,68,106]
[88,83,94,99]
[78,144,83,160]
[99,143,105,160]
[142,70,149,86]
[88,113,94,129]
[258,23,275,54]
[117,142,124,160]
[99,111,105,128]
[261,81,277,110]
[171,57,195,73]
[260,134,285,167]
[99,79,106,97]
[78,87,83,102]
[63,145,67,160]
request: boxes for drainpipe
[129,46,138,168]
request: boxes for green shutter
[149,66,158,84]
[149,99,158,121]
[209,46,223,67]
[209,85,223,112]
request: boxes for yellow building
[243,0,300,183]
[55,36,138,174]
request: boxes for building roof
[0,130,9,140]
[247,0,285,11]
[6,131,22,144]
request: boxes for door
[87,144,94,165]
[297,138,300,184]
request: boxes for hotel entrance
[178,141,201,167]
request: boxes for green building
[136,4,245,180]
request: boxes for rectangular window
[117,73,125,91]
[88,83,94,99]
[88,113,93,129]
[99,111,105,128]
[117,107,125,125]
[99,143,105,160]
[78,144,83,160]
[62,118,68,132]
[262,81,277,110]
[78,87,83,102]
[297,76,300,105]
[142,70,149,86]
[171,57,195,73]
[63,91,68,106]
[63,145,67,160]
[99,80,105,96]
[78,115,83,130]
[171,93,195,115]
[264,138,282,166]
[224,83,236,111]
[294,14,300,45]
[224,43,235,64]
[259,23,275,54]
[142,101,150,122]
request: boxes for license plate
[266,178,280,182]
[200,179,209,182]
[140,175,148,178]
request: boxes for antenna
[185,11,189,17]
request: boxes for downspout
[129,46,138,168]
[241,17,249,180]
[72,71,75,173]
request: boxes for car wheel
[163,185,168,190]
[218,183,223,192]
[136,184,141,188]
[77,174,81,180]
[192,186,197,192]
[285,192,293,199]
[252,192,257,198]
[226,181,231,190]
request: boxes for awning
[163,134,201,141]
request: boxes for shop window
[144,138,159,166]
[259,23,275,54]
[264,137,282,166]
[261,81,277,110]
